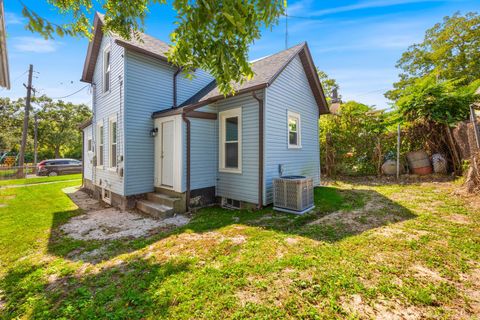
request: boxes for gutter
[173,67,182,108]
[252,91,264,209]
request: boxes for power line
[0,70,29,93]
[48,85,90,100]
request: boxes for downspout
[252,91,264,209]
[81,130,85,188]
[173,67,182,108]
[182,112,191,212]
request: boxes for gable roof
[81,13,329,115]
[81,12,170,83]
[155,42,329,117]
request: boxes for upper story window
[109,116,117,168]
[288,111,301,148]
[87,138,92,152]
[97,123,104,166]
[103,47,111,93]
[219,108,242,173]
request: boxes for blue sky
[1,0,479,109]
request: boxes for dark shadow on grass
[46,186,417,264]
[0,258,191,319]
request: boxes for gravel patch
[60,208,190,240]
[61,187,190,240]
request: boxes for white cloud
[5,12,24,25]
[291,0,444,17]
[13,37,61,53]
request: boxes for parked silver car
[37,159,82,176]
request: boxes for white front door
[161,120,174,187]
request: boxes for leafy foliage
[317,69,339,101]
[396,76,480,126]
[0,96,91,161]
[386,12,480,101]
[22,0,286,95]
[320,101,397,176]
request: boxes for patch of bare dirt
[61,208,190,240]
[308,192,404,233]
[60,187,190,241]
[373,227,430,240]
[341,295,423,320]
[63,186,103,211]
[444,214,472,225]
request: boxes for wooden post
[33,113,38,167]
[397,124,401,180]
[470,104,480,149]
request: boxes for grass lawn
[0,176,479,319]
[0,173,81,187]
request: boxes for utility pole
[34,113,38,166]
[18,64,33,177]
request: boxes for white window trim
[103,45,111,94]
[96,122,104,169]
[109,115,117,169]
[219,107,242,174]
[287,110,302,149]
[102,187,111,204]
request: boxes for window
[287,111,301,148]
[219,108,242,173]
[103,47,111,93]
[97,123,104,166]
[87,138,92,152]
[102,188,111,204]
[109,117,117,168]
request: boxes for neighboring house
[80,13,329,216]
[0,0,10,89]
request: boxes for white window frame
[109,115,117,169]
[287,111,302,149]
[219,107,242,174]
[103,45,111,93]
[102,187,111,204]
[96,122,104,168]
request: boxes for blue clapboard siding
[215,92,261,204]
[186,104,218,191]
[177,69,214,106]
[88,35,125,196]
[264,55,320,204]
[124,50,175,195]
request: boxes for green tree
[0,98,25,152]
[386,12,480,101]
[395,76,480,173]
[317,69,339,101]
[34,96,92,158]
[22,0,286,95]
[320,101,395,176]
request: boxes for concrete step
[147,192,183,212]
[136,200,174,219]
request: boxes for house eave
[0,0,10,89]
[152,83,268,119]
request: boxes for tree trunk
[54,146,60,158]
[444,124,461,175]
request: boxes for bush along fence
[320,101,480,179]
